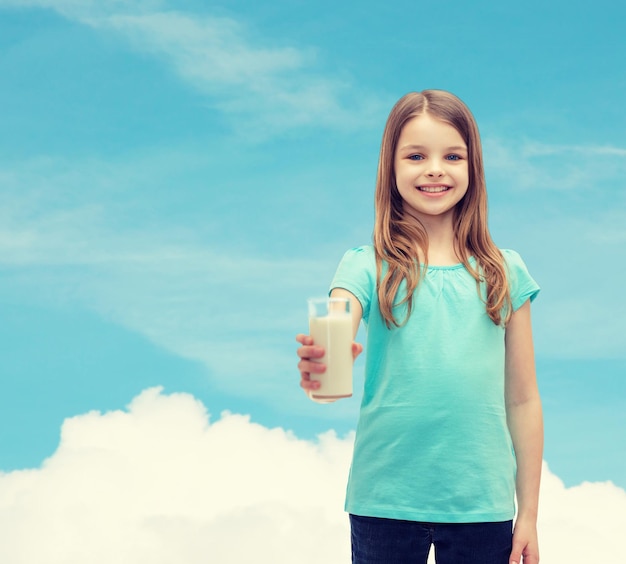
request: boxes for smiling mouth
[417,185,451,193]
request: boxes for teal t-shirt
[330,246,540,523]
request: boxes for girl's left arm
[505,299,543,564]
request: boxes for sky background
[0,1,625,562]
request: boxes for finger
[298,359,326,376]
[295,333,314,346]
[300,377,321,390]
[509,543,524,564]
[300,369,321,390]
[351,342,363,360]
[296,345,325,360]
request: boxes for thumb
[509,540,524,564]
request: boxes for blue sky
[1,0,625,500]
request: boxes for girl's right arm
[296,288,363,395]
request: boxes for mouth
[417,185,451,193]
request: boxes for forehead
[397,113,466,149]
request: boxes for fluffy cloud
[539,467,626,563]
[0,388,624,563]
[0,388,353,564]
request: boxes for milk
[308,309,353,400]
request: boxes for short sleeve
[329,246,376,323]
[501,249,540,312]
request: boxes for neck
[413,214,463,266]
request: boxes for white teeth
[418,186,450,193]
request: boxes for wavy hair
[373,90,512,328]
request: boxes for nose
[426,163,444,178]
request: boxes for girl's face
[394,113,469,226]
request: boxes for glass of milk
[307,297,353,402]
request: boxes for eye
[408,154,424,161]
[446,154,462,161]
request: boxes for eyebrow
[399,144,468,152]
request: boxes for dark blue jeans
[350,514,513,564]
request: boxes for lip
[416,184,452,196]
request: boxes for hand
[509,517,539,564]
[295,334,363,397]
[296,333,325,394]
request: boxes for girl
[296,90,542,564]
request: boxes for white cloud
[0,153,349,414]
[0,1,385,134]
[482,137,626,358]
[539,464,626,562]
[0,210,323,401]
[102,11,385,133]
[0,0,163,21]
[1,145,624,427]
[0,388,353,564]
[520,142,626,158]
[494,211,626,358]
[0,388,624,563]
[484,137,626,192]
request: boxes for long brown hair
[373,90,511,328]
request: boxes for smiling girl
[297,90,543,564]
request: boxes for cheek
[394,164,412,184]
[457,166,470,186]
